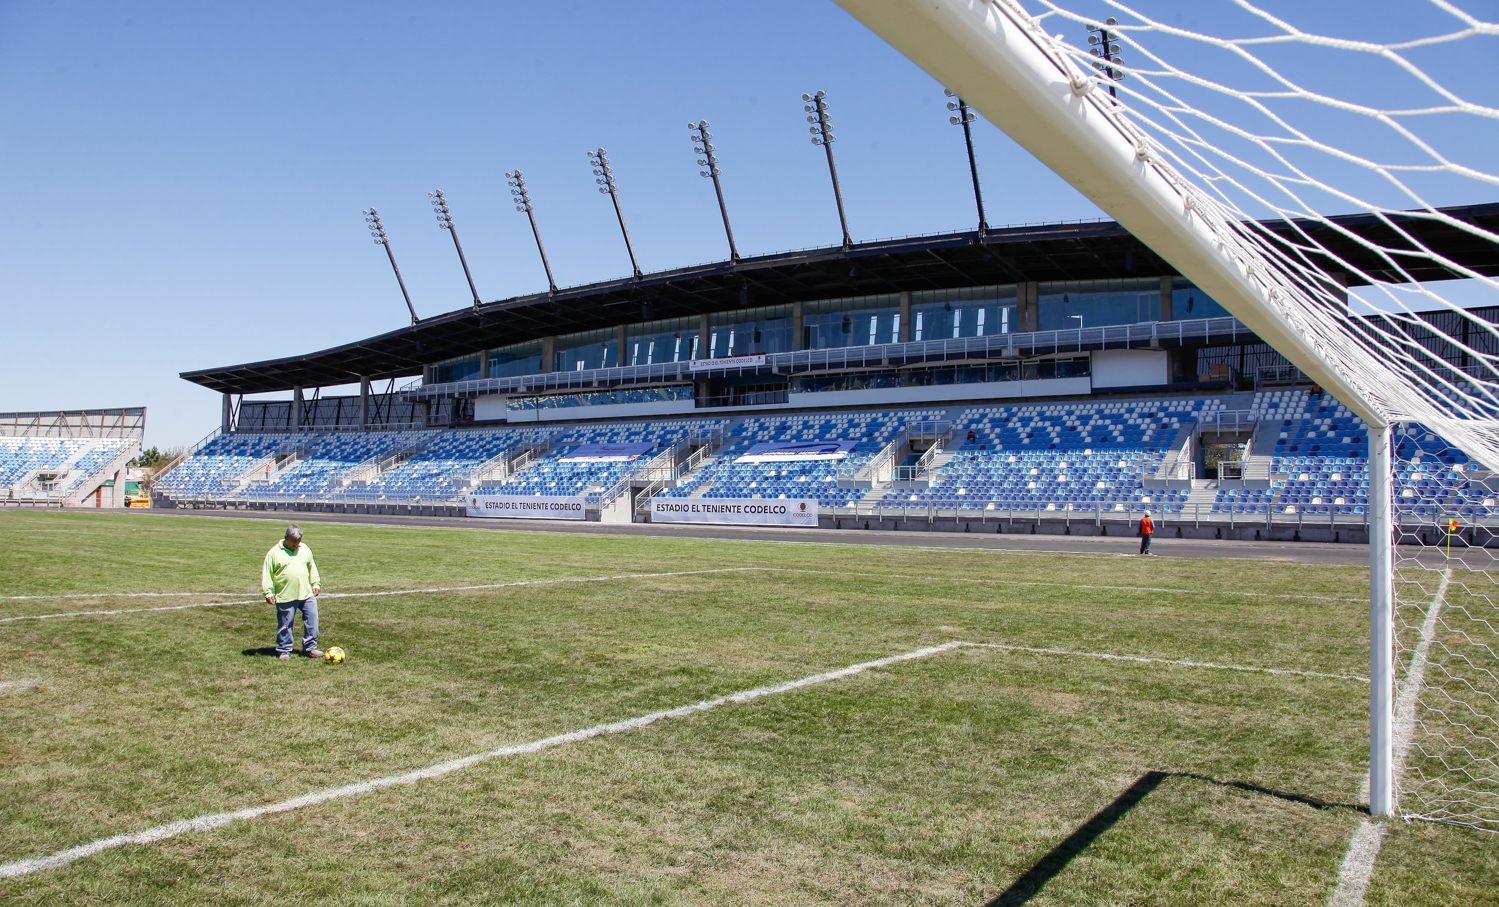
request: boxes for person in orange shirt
[1138,510,1155,556]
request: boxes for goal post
[833,0,1499,828]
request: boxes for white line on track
[1327,569,1450,907]
[970,642,1368,683]
[0,636,1363,879]
[0,641,967,879]
[0,568,760,624]
[0,678,42,694]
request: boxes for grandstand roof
[182,203,1499,395]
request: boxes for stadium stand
[660,410,942,508]
[479,419,726,502]
[0,408,143,507]
[156,390,1495,537]
[902,398,1218,513]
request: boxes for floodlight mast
[944,89,989,235]
[362,207,419,324]
[690,119,740,263]
[1086,18,1126,99]
[587,148,642,280]
[803,90,852,250]
[428,189,482,310]
[505,169,558,294]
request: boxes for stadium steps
[1245,419,1281,484]
[1183,480,1221,511]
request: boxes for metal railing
[406,316,1248,401]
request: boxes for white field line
[0,641,968,879]
[0,635,1365,879]
[0,678,42,694]
[771,566,1367,604]
[969,642,1367,683]
[0,591,245,602]
[0,568,760,624]
[1328,569,1450,907]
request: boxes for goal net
[833,0,1499,830]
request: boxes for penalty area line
[971,642,1368,683]
[0,640,968,879]
[0,568,760,624]
[0,678,42,695]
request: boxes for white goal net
[834,0,1499,831]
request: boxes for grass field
[0,509,1493,905]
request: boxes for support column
[698,314,711,360]
[293,387,304,433]
[617,325,628,368]
[359,378,370,430]
[899,291,913,343]
[542,336,557,372]
[1368,421,1395,817]
[1159,276,1174,322]
[792,301,805,351]
[221,394,232,434]
[478,351,490,380]
[1019,282,1040,332]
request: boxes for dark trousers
[1140,533,1152,555]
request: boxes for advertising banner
[558,442,654,463]
[687,354,768,372]
[466,494,587,520]
[650,497,819,527]
[735,440,857,463]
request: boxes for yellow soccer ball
[324,646,346,665]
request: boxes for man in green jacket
[262,524,323,660]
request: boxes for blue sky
[2,1,1492,447]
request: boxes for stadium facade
[161,205,1499,541]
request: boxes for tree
[129,447,168,470]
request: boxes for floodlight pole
[429,188,483,310]
[945,89,988,234]
[587,148,642,279]
[803,90,852,250]
[506,169,558,294]
[690,119,740,263]
[1369,422,1395,817]
[362,207,419,324]
[1087,19,1126,99]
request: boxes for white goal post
[833,0,1499,828]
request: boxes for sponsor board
[736,440,856,463]
[558,442,654,463]
[687,354,768,372]
[650,497,818,527]
[466,494,587,520]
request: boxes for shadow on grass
[241,647,282,657]
[983,770,1366,906]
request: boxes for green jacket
[261,543,321,602]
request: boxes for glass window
[432,356,481,384]
[911,285,1017,341]
[626,316,702,365]
[802,294,899,350]
[487,341,543,379]
[1037,278,1161,330]
[554,328,618,372]
[708,305,793,357]
[1171,279,1230,320]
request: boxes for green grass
[0,509,1491,905]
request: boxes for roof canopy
[182,204,1499,395]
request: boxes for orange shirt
[1140,516,1154,535]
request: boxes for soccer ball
[324,646,345,665]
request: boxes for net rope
[1007,0,1499,831]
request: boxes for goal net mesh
[1015,0,1499,830]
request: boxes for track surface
[130,507,1380,567]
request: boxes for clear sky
[2,1,1492,448]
